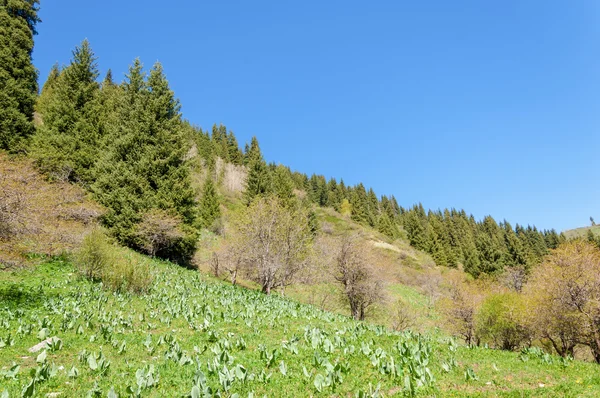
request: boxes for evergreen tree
[227,131,243,164]
[243,136,272,204]
[92,60,197,263]
[404,205,428,251]
[273,164,295,207]
[102,68,114,87]
[0,0,40,151]
[587,229,596,244]
[198,177,220,229]
[502,221,528,269]
[366,188,379,227]
[33,40,101,183]
[36,63,60,116]
[377,212,397,239]
[350,183,369,224]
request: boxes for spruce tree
[33,40,101,183]
[36,63,60,116]
[227,131,243,165]
[366,188,379,227]
[0,0,40,151]
[273,164,295,207]
[350,183,369,224]
[243,136,272,204]
[377,212,397,239]
[93,60,197,262]
[198,178,220,229]
[404,207,428,251]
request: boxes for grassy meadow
[2,254,600,397]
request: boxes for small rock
[28,337,58,353]
[539,383,545,388]
[486,382,492,385]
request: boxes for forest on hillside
[0,0,576,278]
[5,0,600,371]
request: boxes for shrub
[390,298,416,331]
[76,229,153,293]
[0,185,26,240]
[476,292,531,350]
[102,252,153,294]
[133,209,197,266]
[75,228,112,281]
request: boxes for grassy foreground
[1,256,600,397]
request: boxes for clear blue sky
[32,1,599,232]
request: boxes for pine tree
[366,188,379,227]
[404,206,428,251]
[243,136,272,204]
[92,60,197,263]
[502,221,528,268]
[350,183,369,224]
[227,131,243,165]
[198,178,220,229]
[377,212,397,239]
[0,0,40,151]
[33,40,101,183]
[36,63,60,116]
[273,164,295,207]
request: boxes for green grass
[562,225,600,239]
[2,256,600,397]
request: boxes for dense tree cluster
[33,42,198,263]
[0,0,40,151]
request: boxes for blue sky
[33,1,599,232]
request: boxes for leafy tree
[339,198,352,217]
[0,0,40,151]
[227,196,313,294]
[198,177,220,229]
[526,240,600,361]
[331,234,385,320]
[476,293,531,351]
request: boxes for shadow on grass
[0,282,46,309]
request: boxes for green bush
[76,229,153,293]
[476,292,531,350]
[102,251,153,294]
[75,228,112,281]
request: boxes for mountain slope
[1,256,598,397]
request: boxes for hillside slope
[563,225,600,239]
[0,153,102,268]
[1,256,598,397]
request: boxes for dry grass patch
[0,153,103,267]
